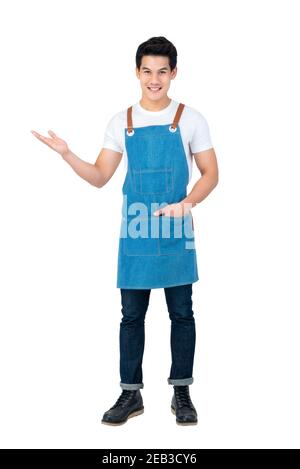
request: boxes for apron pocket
[134,168,173,195]
[159,213,195,255]
[123,215,160,256]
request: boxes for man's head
[135,36,177,103]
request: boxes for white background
[0,0,299,449]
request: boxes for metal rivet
[127,129,135,136]
[169,125,177,133]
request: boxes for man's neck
[139,96,171,112]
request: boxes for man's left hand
[153,202,191,217]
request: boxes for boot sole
[101,407,144,426]
[171,406,198,426]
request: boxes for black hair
[135,36,177,71]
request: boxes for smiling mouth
[147,87,162,92]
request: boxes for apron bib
[117,102,199,289]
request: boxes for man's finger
[31,131,53,147]
[154,209,163,216]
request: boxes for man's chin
[144,91,168,101]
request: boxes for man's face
[136,55,177,101]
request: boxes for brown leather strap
[127,106,133,133]
[127,102,185,132]
[170,103,185,130]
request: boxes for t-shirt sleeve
[189,113,213,154]
[102,115,123,153]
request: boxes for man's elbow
[96,179,108,189]
[207,170,218,189]
[94,166,109,188]
[212,165,219,187]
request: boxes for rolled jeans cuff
[120,382,144,390]
[167,377,194,386]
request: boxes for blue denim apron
[117,102,199,289]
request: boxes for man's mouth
[147,87,162,93]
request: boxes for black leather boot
[171,385,198,425]
[101,389,144,426]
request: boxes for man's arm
[181,148,219,208]
[94,147,123,187]
[30,128,123,188]
[153,148,218,217]
[62,147,123,188]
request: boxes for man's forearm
[181,173,218,208]
[62,149,102,187]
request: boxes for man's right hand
[30,129,69,157]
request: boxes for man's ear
[135,67,140,79]
[171,66,177,80]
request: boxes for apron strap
[127,106,133,133]
[126,102,185,132]
[170,103,185,130]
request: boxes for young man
[31,36,218,426]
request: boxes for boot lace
[111,390,135,409]
[174,386,193,409]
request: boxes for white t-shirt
[102,99,213,182]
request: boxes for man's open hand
[30,129,69,157]
[153,202,192,217]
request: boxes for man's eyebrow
[141,66,169,71]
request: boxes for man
[31,36,218,426]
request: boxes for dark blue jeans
[119,283,196,390]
